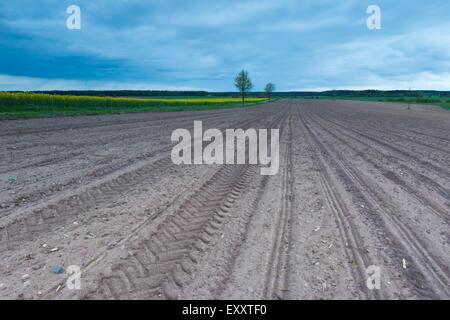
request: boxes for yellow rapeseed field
[0,92,268,117]
[0,92,266,106]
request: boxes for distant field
[0,93,268,118]
[303,95,450,110]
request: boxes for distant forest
[6,89,450,98]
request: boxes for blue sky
[1,0,450,91]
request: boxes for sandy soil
[0,99,448,300]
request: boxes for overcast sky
[1,0,450,91]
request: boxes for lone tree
[234,70,253,105]
[264,83,276,101]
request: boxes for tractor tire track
[82,109,289,300]
[0,112,272,249]
[316,115,450,179]
[263,116,294,299]
[301,108,449,299]
[83,164,255,299]
[1,99,448,300]
[297,111,380,299]
[308,113,450,223]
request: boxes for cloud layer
[1,0,449,91]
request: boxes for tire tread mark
[297,111,378,299]
[302,109,449,299]
[83,164,255,299]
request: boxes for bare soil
[0,99,448,300]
